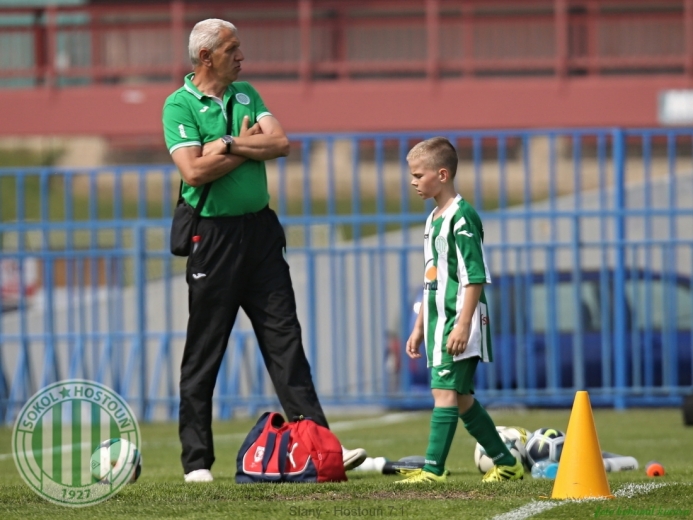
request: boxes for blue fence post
[398,137,411,396]
[135,224,148,419]
[612,128,627,410]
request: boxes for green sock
[460,399,516,467]
[422,407,459,476]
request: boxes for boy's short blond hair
[406,137,458,178]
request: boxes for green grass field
[1,408,692,519]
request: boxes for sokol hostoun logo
[12,379,141,507]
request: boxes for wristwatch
[220,135,234,154]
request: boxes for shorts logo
[12,380,140,507]
[435,236,448,255]
[235,93,251,105]
[437,369,451,377]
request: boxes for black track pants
[178,206,328,473]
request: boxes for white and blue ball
[525,427,565,467]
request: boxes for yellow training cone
[551,391,614,499]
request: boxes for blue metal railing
[1,128,692,423]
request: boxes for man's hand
[239,115,261,137]
[201,116,261,157]
[406,328,424,359]
[446,321,471,356]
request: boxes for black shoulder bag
[169,180,211,256]
[169,96,234,257]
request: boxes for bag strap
[260,431,277,474]
[177,92,235,216]
[277,430,291,478]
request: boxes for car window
[487,276,597,334]
[626,278,692,331]
[487,273,691,334]
[531,281,598,333]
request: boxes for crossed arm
[170,115,290,187]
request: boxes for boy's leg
[422,358,494,476]
[399,360,474,483]
[421,403,458,476]
[460,398,516,468]
[421,360,478,476]
[454,356,516,468]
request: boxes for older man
[162,18,366,482]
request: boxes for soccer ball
[90,438,142,484]
[498,426,531,470]
[473,426,528,473]
[525,428,565,467]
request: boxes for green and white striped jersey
[422,195,493,366]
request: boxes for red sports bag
[235,412,347,483]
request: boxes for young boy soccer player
[399,137,524,483]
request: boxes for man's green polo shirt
[162,73,273,217]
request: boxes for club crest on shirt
[235,93,250,105]
[435,236,448,255]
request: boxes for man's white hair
[188,19,237,65]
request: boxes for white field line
[211,411,420,442]
[0,441,95,462]
[0,412,422,456]
[491,501,561,520]
[613,482,667,498]
[490,482,668,520]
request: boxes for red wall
[2,76,690,138]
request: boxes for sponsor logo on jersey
[199,106,209,113]
[458,230,474,237]
[192,273,206,280]
[178,124,187,138]
[424,260,437,291]
[481,314,489,325]
[235,93,251,105]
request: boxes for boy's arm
[406,302,425,359]
[446,283,483,356]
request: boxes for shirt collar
[438,194,462,219]
[183,73,235,103]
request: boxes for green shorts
[430,357,480,394]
